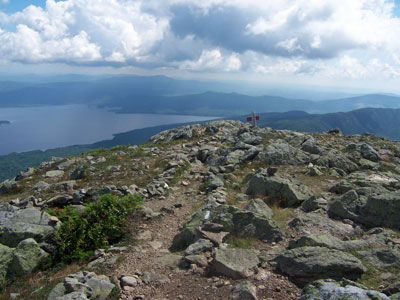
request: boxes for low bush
[49,193,142,263]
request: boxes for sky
[1,0,400,93]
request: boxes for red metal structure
[246,112,259,127]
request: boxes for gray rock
[54,292,89,300]
[0,179,18,194]
[86,276,115,300]
[288,234,368,252]
[183,254,208,268]
[57,159,77,170]
[120,276,138,287]
[246,171,314,207]
[360,143,380,162]
[46,170,65,178]
[15,168,35,181]
[245,198,273,218]
[0,243,14,286]
[87,255,119,271]
[184,239,213,256]
[231,281,258,300]
[0,205,56,247]
[273,246,366,286]
[154,254,182,268]
[301,136,321,155]
[48,272,114,300]
[301,196,327,212]
[34,181,51,191]
[211,248,260,279]
[357,249,400,269]
[257,140,309,166]
[142,272,170,285]
[46,194,74,207]
[9,238,48,276]
[47,283,66,300]
[150,124,201,143]
[328,189,400,230]
[299,279,390,300]
[384,278,400,297]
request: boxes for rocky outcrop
[299,279,390,300]
[273,246,366,286]
[0,204,57,247]
[246,170,314,207]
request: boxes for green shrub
[49,193,142,262]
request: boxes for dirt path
[113,161,301,300]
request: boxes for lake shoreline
[0,104,219,155]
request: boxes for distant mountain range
[0,75,399,115]
[235,107,400,140]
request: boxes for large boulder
[171,203,282,250]
[0,204,56,247]
[9,238,48,276]
[289,213,355,239]
[246,171,314,207]
[329,171,397,195]
[0,179,18,194]
[328,189,400,230]
[314,150,359,174]
[273,246,366,286]
[360,143,381,162]
[244,198,273,219]
[357,248,400,269]
[0,244,14,286]
[211,248,259,279]
[299,279,390,300]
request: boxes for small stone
[121,276,138,287]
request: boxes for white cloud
[1,0,9,3]
[0,0,399,84]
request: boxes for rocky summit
[1,120,400,300]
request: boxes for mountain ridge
[1,120,400,299]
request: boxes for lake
[0,105,218,155]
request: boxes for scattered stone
[47,272,114,300]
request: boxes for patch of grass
[169,162,191,186]
[271,204,296,233]
[0,263,81,300]
[86,148,108,156]
[226,236,256,249]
